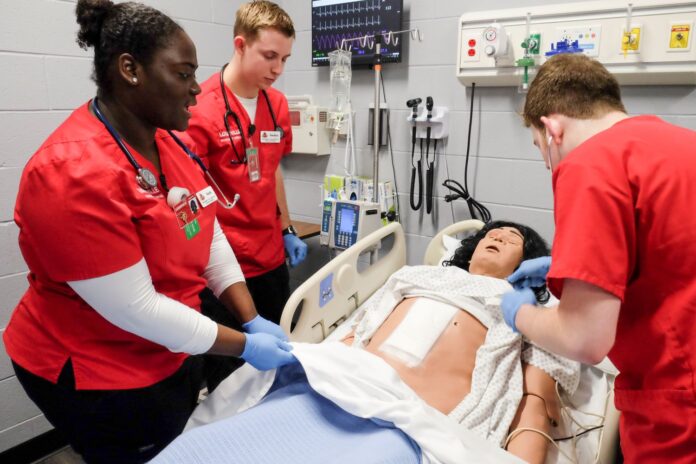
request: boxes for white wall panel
[0,377,43,431]
[0,414,52,454]
[0,54,48,111]
[179,19,234,67]
[0,0,88,58]
[0,274,27,331]
[0,112,70,168]
[45,57,95,110]
[0,169,21,223]
[0,223,25,277]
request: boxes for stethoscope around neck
[219,64,284,164]
[91,97,239,209]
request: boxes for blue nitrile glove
[501,288,538,333]
[241,332,297,370]
[507,256,552,290]
[242,314,288,342]
[283,233,308,267]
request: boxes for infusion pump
[288,95,331,156]
[320,199,382,250]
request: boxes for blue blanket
[151,364,421,464]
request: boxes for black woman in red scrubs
[3,1,295,462]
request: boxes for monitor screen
[339,207,356,233]
[311,0,403,67]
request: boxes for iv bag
[329,49,352,113]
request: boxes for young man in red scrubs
[4,1,294,462]
[185,1,306,342]
[501,53,696,463]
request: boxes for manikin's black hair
[444,220,551,303]
[76,0,182,93]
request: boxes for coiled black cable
[442,82,491,223]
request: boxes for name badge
[196,186,218,208]
[260,130,281,144]
[247,147,261,183]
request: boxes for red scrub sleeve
[547,155,635,301]
[16,163,142,282]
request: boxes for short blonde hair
[234,1,295,42]
[522,54,626,130]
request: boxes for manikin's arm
[506,363,560,464]
[516,279,620,365]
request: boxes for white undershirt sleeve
[68,259,218,355]
[203,219,245,298]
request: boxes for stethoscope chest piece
[136,168,158,190]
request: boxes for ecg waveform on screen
[312,0,402,64]
[314,0,382,17]
[315,16,381,32]
[314,30,387,51]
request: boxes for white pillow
[437,234,462,266]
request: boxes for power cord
[442,82,491,223]
[380,72,401,222]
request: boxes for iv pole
[339,28,423,203]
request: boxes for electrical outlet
[461,32,481,62]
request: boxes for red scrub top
[3,102,216,390]
[547,116,696,463]
[184,74,293,278]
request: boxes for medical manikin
[343,221,578,464]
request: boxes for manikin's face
[236,28,293,90]
[469,227,525,279]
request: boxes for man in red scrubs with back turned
[500,54,696,462]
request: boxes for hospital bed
[279,220,622,464]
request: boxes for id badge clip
[246,146,260,183]
[174,194,202,239]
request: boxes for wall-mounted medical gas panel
[457,0,696,86]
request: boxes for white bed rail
[281,222,406,343]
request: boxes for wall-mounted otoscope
[407,98,423,211]
[425,96,435,214]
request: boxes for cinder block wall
[2,0,695,451]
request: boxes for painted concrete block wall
[1,0,695,452]
[0,0,242,452]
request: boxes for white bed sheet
[187,342,523,464]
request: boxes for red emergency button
[468,39,477,47]
[468,49,476,56]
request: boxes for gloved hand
[283,233,308,267]
[241,332,297,370]
[242,314,288,342]
[507,256,552,290]
[501,288,538,333]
